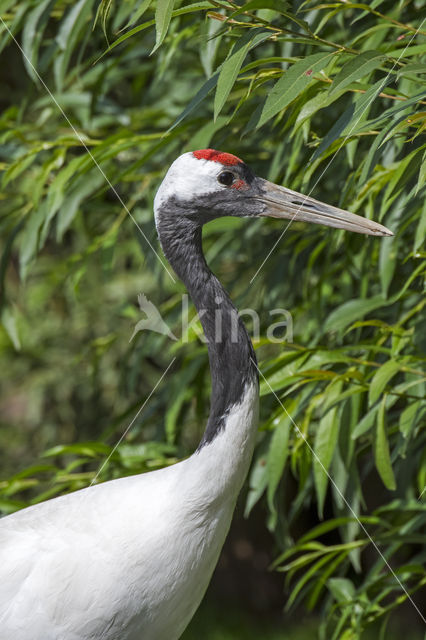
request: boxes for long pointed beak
[256,179,393,237]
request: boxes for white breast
[0,383,258,640]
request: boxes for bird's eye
[218,171,235,186]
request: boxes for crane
[0,149,392,640]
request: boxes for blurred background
[0,1,425,637]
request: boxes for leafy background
[0,0,425,638]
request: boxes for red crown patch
[192,149,242,166]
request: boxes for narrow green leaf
[169,72,219,132]
[327,577,355,602]
[22,0,56,83]
[19,206,48,279]
[165,389,190,443]
[93,0,113,34]
[311,78,388,163]
[414,199,426,252]
[286,552,339,610]
[351,405,379,439]
[358,112,408,186]
[214,37,252,121]
[1,307,21,351]
[99,3,210,59]
[299,516,378,543]
[310,101,355,164]
[8,463,56,481]
[233,2,309,33]
[313,382,343,517]
[356,90,426,135]
[2,149,40,189]
[399,401,421,439]
[124,0,153,29]
[381,147,424,214]
[244,452,268,517]
[232,0,290,14]
[97,18,155,56]
[54,0,95,91]
[0,219,25,311]
[386,43,426,58]
[308,553,350,610]
[187,116,228,150]
[152,0,176,53]
[374,395,396,491]
[0,4,26,56]
[369,359,402,405]
[398,62,426,76]
[379,233,397,298]
[259,351,310,396]
[350,0,386,24]
[257,51,335,129]
[277,548,325,573]
[266,414,291,522]
[293,89,342,133]
[56,172,104,240]
[214,31,270,120]
[43,442,112,458]
[325,295,386,332]
[416,150,426,197]
[199,14,222,77]
[330,50,385,95]
[0,499,28,514]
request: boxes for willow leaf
[54,0,95,91]
[313,382,343,517]
[256,51,335,129]
[330,50,385,94]
[152,0,176,53]
[311,78,388,163]
[266,413,291,524]
[351,405,379,440]
[369,359,402,406]
[214,31,270,120]
[325,295,386,333]
[22,0,55,82]
[327,576,355,602]
[374,395,396,491]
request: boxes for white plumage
[0,385,258,639]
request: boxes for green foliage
[0,0,425,637]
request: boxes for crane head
[154,149,393,237]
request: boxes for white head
[154,149,254,226]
